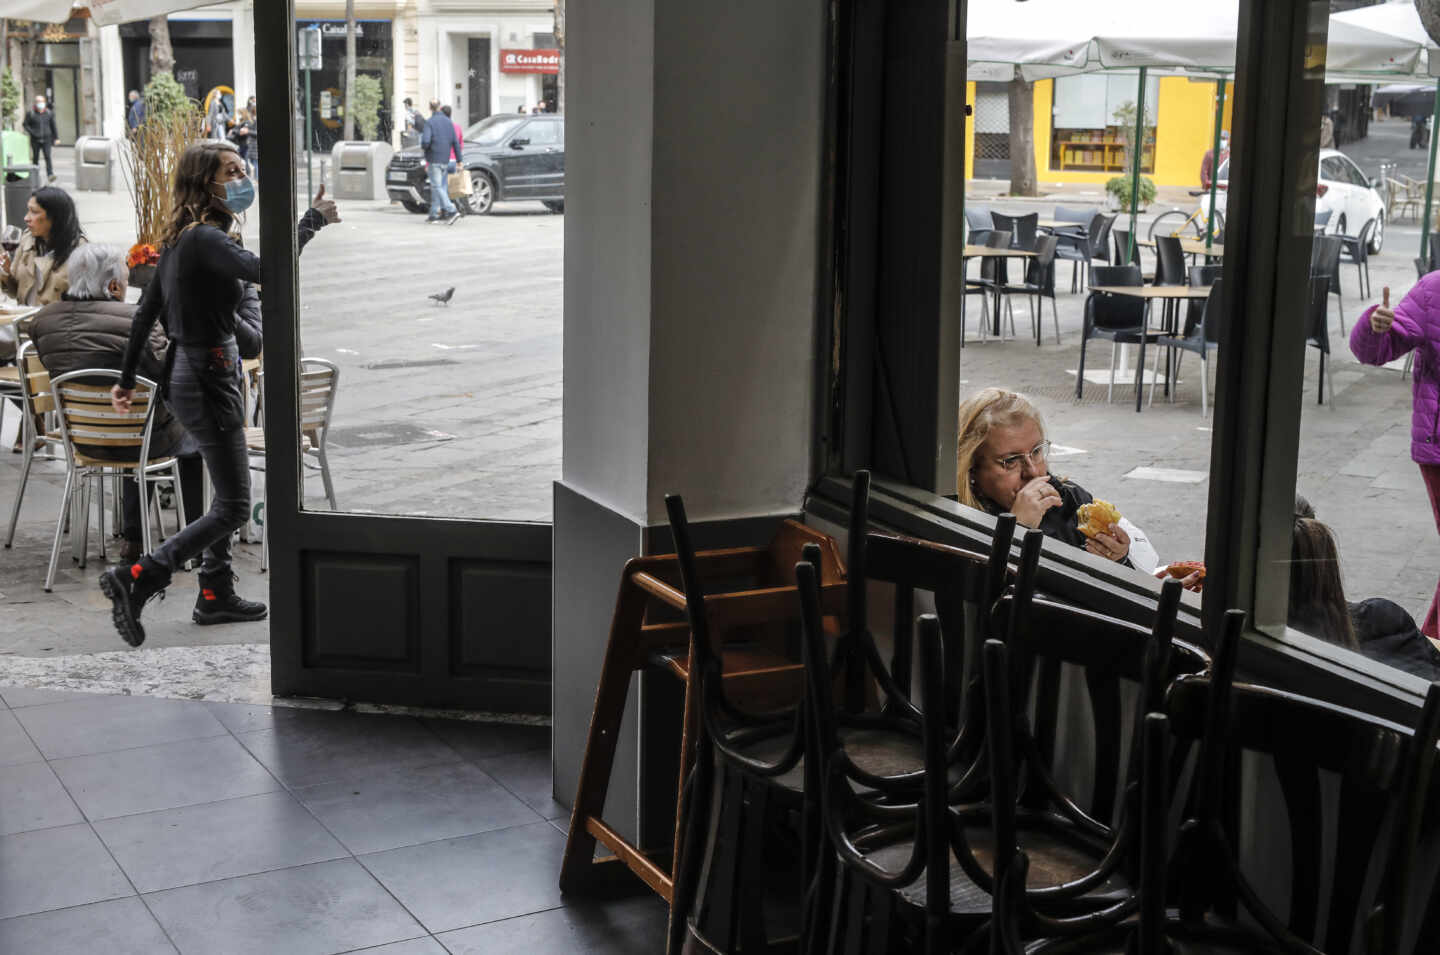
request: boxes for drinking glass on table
[0,226,19,277]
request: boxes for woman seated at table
[957,387,1160,573]
[0,186,86,306]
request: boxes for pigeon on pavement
[429,287,456,306]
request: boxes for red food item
[1163,560,1206,581]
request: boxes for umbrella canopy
[8,0,82,23]
[966,0,1425,80]
[85,0,218,27]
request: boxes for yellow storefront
[965,76,1236,188]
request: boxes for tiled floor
[0,687,667,954]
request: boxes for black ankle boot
[98,557,171,647]
[194,572,268,625]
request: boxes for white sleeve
[1119,517,1160,575]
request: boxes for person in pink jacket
[1350,280,1440,638]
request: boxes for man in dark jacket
[419,99,462,223]
[27,244,222,563]
[23,95,59,182]
[127,90,145,130]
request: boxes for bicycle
[1147,190,1226,241]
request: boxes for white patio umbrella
[6,0,82,22]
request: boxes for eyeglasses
[993,440,1050,473]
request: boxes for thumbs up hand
[311,183,340,224]
[1371,286,1394,334]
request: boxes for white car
[1211,149,1385,253]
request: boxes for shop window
[1050,73,1158,174]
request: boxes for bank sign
[499,49,561,74]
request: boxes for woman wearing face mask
[99,141,338,647]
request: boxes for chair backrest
[1311,234,1342,281]
[1089,214,1116,259]
[49,368,161,466]
[14,341,53,417]
[298,357,339,450]
[1199,279,1225,345]
[992,211,1038,251]
[964,205,993,231]
[1305,273,1330,352]
[1354,218,1375,261]
[1166,635,1440,955]
[1189,264,1223,287]
[1087,265,1147,330]
[1053,205,1094,225]
[1026,234,1059,291]
[1154,235,1187,285]
[1112,229,1141,268]
[981,230,1012,282]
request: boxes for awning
[84,0,220,28]
[7,0,83,23]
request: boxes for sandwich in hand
[1076,500,1122,539]
[1160,560,1206,582]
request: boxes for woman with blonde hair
[956,388,1159,572]
[99,140,337,647]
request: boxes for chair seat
[863,821,1130,916]
[0,366,19,383]
[72,451,174,470]
[1021,916,1274,954]
[725,722,929,793]
[245,427,311,453]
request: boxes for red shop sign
[499,49,560,74]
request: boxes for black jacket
[23,108,58,144]
[29,297,186,460]
[121,209,325,389]
[1350,598,1440,681]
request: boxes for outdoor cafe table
[963,245,1037,337]
[1087,285,1212,412]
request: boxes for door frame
[254,0,553,711]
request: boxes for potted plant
[119,73,204,288]
[1106,174,1157,213]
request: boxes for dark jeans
[29,139,52,177]
[150,344,250,579]
[121,453,204,543]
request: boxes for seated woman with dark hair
[1288,498,1440,681]
[956,388,1160,573]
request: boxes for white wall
[560,0,655,522]
[644,0,823,522]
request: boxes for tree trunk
[17,31,37,109]
[1007,78,1037,197]
[148,16,174,77]
[1418,0,1440,47]
[343,0,356,140]
[554,0,564,113]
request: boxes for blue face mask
[220,177,255,214]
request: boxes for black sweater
[120,209,326,387]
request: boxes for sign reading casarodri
[499,49,561,74]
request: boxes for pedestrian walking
[402,98,425,147]
[23,96,59,182]
[99,141,339,647]
[127,90,145,130]
[230,97,258,177]
[420,99,462,224]
[205,93,231,142]
[1349,285,1440,640]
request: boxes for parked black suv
[385,113,564,215]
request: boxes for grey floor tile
[0,897,176,954]
[13,694,228,759]
[144,859,425,955]
[0,686,99,708]
[203,700,348,735]
[422,718,549,761]
[437,896,668,954]
[360,821,565,934]
[295,761,541,855]
[234,713,461,788]
[339,938,447,954]
[0,761,85,835]
[477,748,567,820]
[52,734,280,821]
[95,791,349,893]
[0,823,134,919]
[0,709,44,766]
